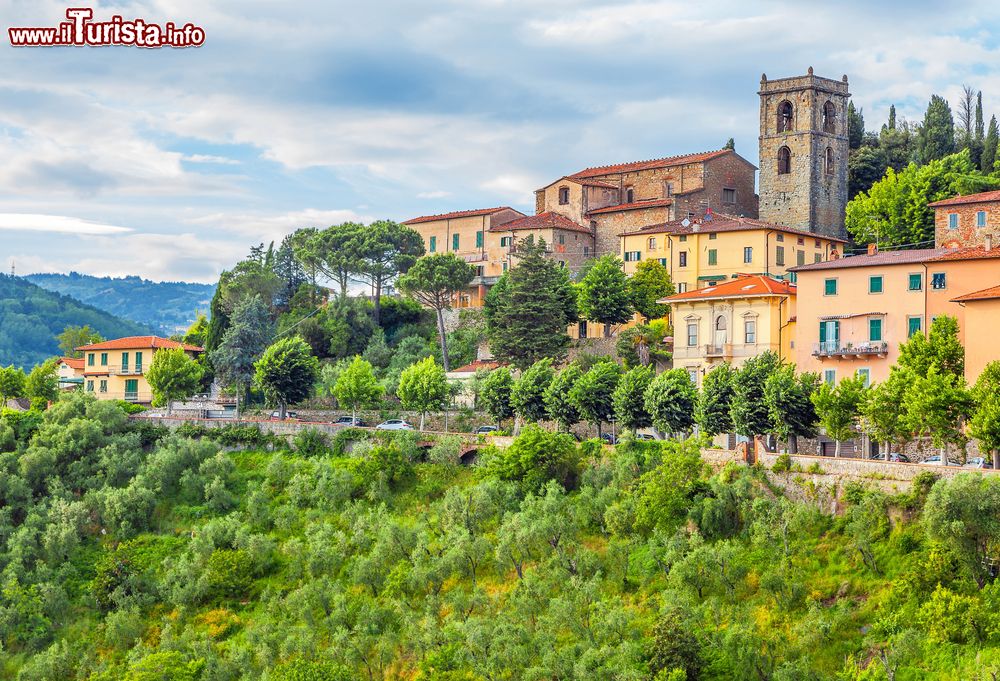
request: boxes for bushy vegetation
[1,392,998,679]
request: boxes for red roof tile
[58,356,85,369]
[489,211,593,235]
[449,360,502,374]
[664,275,795,303]
[950,284,1000,302]
[621,213,849,243]
[403,207,522,225]
[587,198,674,216]
[928,190,1000,207]
[568,149,737,179]
[77,336,203,352]
[791,248,949,272]
[928,245,1000,262]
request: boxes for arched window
[777,146,791,175]
[625,186,635,203]
[715,316,727,331]
[777,100,794,132]
[825,147,834,175]
[822,101,836,133]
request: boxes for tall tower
[758,68,850,238]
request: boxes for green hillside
[0,275,150,368]
[1,397,998,679]
[25,272,215,335]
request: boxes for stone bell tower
[758,67,850,239]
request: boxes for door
[714,315,728,347]
[124,379,139,402]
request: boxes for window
[932,272,947,290]
[688,368,699,384]
[476,231,484,248]
[100,352,108,366]
[857,368,871,388]
[775,246,785,266]
[86,380,94,392]
[475,265,484,277]
[665,182,674,197]
[823,101,836,133]
[679,251,688,267]
[869,275,883,294]
[429,236,437,252]
[814,239,821,248]
[648,237,657,250]
[948,213,958,230]
[558,233,565,245]
[797,250,805,266]
[745,319,756,344]
[797,237,805,246]
[709,233,717,240]
[977,211,987,228]
[777,146,791,174]
[583,246,590,256]
[687,322,698,347]
[722,188,736,203]
[869,318,883,342]
[99,379,108,393]
[824,278,838,296]
[776,233,784,242]
[825,147,834,175]
[908,273,922,291]
[452,233,460,250]
[814,253,822,263]
[500,236,512,247]
[824,369,836,385]
[659,258,667,267]
[502,262,508,272]
[559,260,566,268]
[679,235,687,242]
[86,353,95,367]
[135,352,143,373]
[676,282,688,293]
[578,320,588,338]
[708,249,718,266]
[624,251,641,262]
[121,353,129,371]
[625,187,634,203]
[743,246,753,263]
[907,316,923,337]
[125,379,138,400]
[558,186,569,204]
[819,320,840,352]
[777,100,793,132]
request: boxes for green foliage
[483,236,578,368]
[332,356,383,417]
[211,293,273,412]
[645,368,696,435]
[571,360,624,433]
[649,609,701,680]
[0,364,27,404]
[627,259,674,321]
[254,336,319,416]
[764,365,819,450]
[24,359,59,407]
[697,363,735,436]
[479,424,580,491]
[577,255,633,330]
[544,363,583,431]
[901,367,973,452]
[397,253,475,371]
[56,324,103,359]
[397,356,448,428]
[511,358,554,424]
[859,368,910,453]
[970,361,1000,463]
[924,473,1000,588]
[616,321,671,368]
[146,348,204,412]
[293,428,329,458]
[612,365,653,432]
[730,351,781,438]
[480,366,515,426]
[898,314,964,379]
[917,94,956,163]
[811,375,865,451]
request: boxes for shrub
[204,549,255,600]
[267,658,353,681]
[427,435,462,466]
[479,424,581,492]
[293,428,329,457]
[771,453,792,474]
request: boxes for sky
[2,0,1000,283]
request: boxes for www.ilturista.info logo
[8,8,205,48]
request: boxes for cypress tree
[983,115,999,173]
[917,95,955,163]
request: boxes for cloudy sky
[2,0,999,283]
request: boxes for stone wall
[933,201,1000,248]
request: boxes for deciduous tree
[645,368,696,437]
[544,364,583,432]
[697,363,735,436]
[480,366,515,428]
[253,336,319,419]
[146,348,204,416]
[901,367,973,463]
[924,473,1000,588]
[764,365,819,454]
[626,260,674,322]
[570,361,624,437]
[811,375,865,457]
[333,357,384,421]
[57,325,102,358]
[612,365,653,433]
[577,255,633,336]
[970,361,1000,469]
[730,351,781,440]
[511,358,554,425]
[25,359,59,408]
[398,356,448,431]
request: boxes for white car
[376,419,414,431]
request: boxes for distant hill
[0,275,151,369]
[25,272,215,335]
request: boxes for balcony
[812,341,889,359]
[471,275,502,286]
[704,344,733,359]
[108,366,144,376]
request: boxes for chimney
[830,249,841,260]
[867,243,878,256]
[986,234,993,252]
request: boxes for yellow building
[951,284,1000,384]
[620,213,846,293]
[664,275,796,385]
[55,356,86,391]
[77,336,203,404]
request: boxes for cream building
[78,336,203,404]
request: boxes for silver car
[376,419,414,431]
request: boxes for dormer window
[558,186,569,205]
[777,100,794,132]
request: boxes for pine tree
[848,102,865,149]
[983,115,999,173]
[917,95,955,163]
[888,104,897,130]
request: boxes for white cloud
[0,213,132,235]
[183,154,241,165]
[186,208,376,240]
[417,190,451,199]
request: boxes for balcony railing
[704,344,733,359]
[109,366,143,376]
[812,341,889,358]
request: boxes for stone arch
[777,100,794,132]
[822,101,836,133]
[777,146,791,175]
[825,146,834,175]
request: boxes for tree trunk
[167,399,173,417]
[940,445,947,465]
[235,389,240,420]
[436,308,450,372]
[279,401,287,419]
[419,411,425,431]
[444,408,449,433]
[788,435,798,455]
[373,279,383,325]
[993,449,1000,471]
[834,439,842,458]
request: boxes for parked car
[921,454,961,466]
[871,452,910,463]
[270,410,298,420]
[601,433,618,445]
[634,433,657,441]
[474,425,498,434]
[376,419,414,431]
[334,416,367,427]
[963,457,995,469]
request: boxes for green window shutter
[429,236,436,252]
[869,276,883,293]
[819,322,827,343]
[121,352,129,370]
[908,317,922,337]
[452,233,460,250]
[824,279,837,295]
[100,352,108,366]
[708,249,717,265]
[908,273,922,290]
[869,318,882,341]
[135,352,143,371]
[476,231,483,248]
[87,353,95,367]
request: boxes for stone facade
[929,191,1000,248]
[758,69,850,239]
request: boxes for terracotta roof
[927,245,1000,262]
[449,360,502,374]
[663,275,795,303]
[587,198,674,216]
[568,149,739,179]
[489,212,593,235]
[951,284,1000,302]
[58,356,85,370]
[928,190,1000,208]
[403,207,521,225]
[77,336,203,352]
[621,213,849,243]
